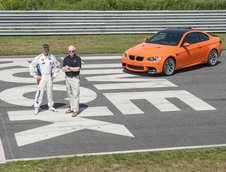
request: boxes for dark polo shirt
[63,55,81,77]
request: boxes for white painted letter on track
[104,90,216,115]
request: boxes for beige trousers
[65,76,80,112]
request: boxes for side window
[198,32,209,42]
[183,33,198,44]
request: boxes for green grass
[0,33,225,56]
[1,0,226,10]
[1,147,226,171]
[0,34,149,56]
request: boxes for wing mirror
[183,42,190,47]
[144,38,148,42]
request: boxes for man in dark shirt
[62,45,81,117]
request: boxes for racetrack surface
[0,52,226,162]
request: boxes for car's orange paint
[122,29,223,75]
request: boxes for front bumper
[121,56,163,74]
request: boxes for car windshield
[146,31,183,46]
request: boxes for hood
[126,42,177,58]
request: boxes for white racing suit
[29,54,60,109]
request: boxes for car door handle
[197,45,202,49]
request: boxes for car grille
[136,56,144,61]
[129,55,135,60]
[129,55,144,61]
[128,65,144,70]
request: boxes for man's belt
[66,75,78,78]
[41,73,51,75]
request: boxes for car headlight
[123,52,127,58]
[147,56,161,61]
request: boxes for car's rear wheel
[207,49,218,66]
[162,58,175,76]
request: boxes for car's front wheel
[207,49,218,66]
[162,58,175,76]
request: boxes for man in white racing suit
[29,44,60,115]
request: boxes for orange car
[122,28,223,76]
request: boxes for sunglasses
[68,50,75,53]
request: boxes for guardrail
[0,10,225,35]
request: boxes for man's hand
[63,65,71,72]
[51,76,56,80]
[36,75,41,85]
[36,75,41,80]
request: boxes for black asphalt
[0,52,225,162]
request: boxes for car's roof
[160,28,193,34]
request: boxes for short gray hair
[68,45,76,51]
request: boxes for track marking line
[5,144,226,163]
[0,138,6,163]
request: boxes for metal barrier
[0,10,225,35]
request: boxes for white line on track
[59,55,121,60]
[0,138,6,164]
[5,144,226,163]
[82,63,121,68]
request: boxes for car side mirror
[183,42,190,47]
[144,38,148,42]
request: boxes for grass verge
[0,147,226,172]
[1,0,226,10]
[0,34,149,56]
[0,33,225,56]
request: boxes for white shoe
[34,108,39,115]
[49,107,58,112]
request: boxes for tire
[162,58,175,76]
[207,49,218,66]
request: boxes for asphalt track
[0,52,226,163]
